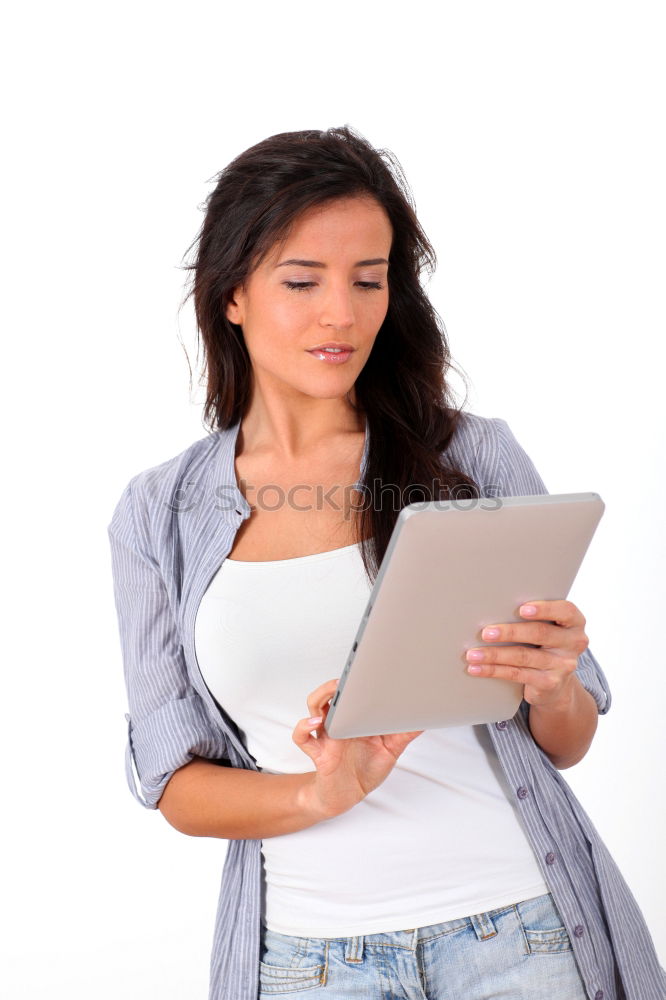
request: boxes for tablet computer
[324,492,605,739]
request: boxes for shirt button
[594,991,604,1000]
[495,720,508,730]
[517,786,529,799]
[574,924,585,937]
[545,852,556,865]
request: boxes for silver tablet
[324,492,605,738]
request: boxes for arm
[108,478,233,809]
[158,760,328,839]
[526,673,599,769]
[159,676,426,838]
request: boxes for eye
[282,280,385,293]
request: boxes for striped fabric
[107,411,665,1000]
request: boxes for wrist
[527,675,598,770]
[296,771,337,824]
[529,675,579,715]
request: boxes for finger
[478,619,589,655]
[465,646,578,673]
[518,599,586,629]
[467,644,553,670]
[306,679,339,720]
[466,655,578,687]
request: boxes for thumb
[292,715,325,763]
[384,729,425,757]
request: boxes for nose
[318,281,354,330]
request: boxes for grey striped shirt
[107,411,665,1000]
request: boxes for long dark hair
[182,125,480,585]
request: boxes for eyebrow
[275,258,389,268]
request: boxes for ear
[225,287,244,325]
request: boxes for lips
[307,342,355,352]
[307,345,355,364]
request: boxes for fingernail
[307,716,323,725]
[520,604,537,616]
[467,665,483,674]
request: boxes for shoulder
[133,431,221,506]
[108,430,223,537]
[445,410,503,484]
[446,411,547,498]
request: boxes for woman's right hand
[292,679,424,820]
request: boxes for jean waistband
[262,891,552,959]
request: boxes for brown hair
[182,125,480,585]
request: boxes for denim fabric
[258,892,589,999]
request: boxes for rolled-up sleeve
[492,417,612,716]
[107,479,230,809]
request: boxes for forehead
[266,196,392,263]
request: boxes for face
[225,195,392,406]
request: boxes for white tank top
[194,542,549,936]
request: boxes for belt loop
[344,935,364,962]
[469,911,498,941]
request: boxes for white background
[2,2,664,997]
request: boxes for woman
[107,126,664,1000]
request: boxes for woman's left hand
[465,599,590,710]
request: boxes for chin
[304,385,356,400]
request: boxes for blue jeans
[258,892,589,998]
